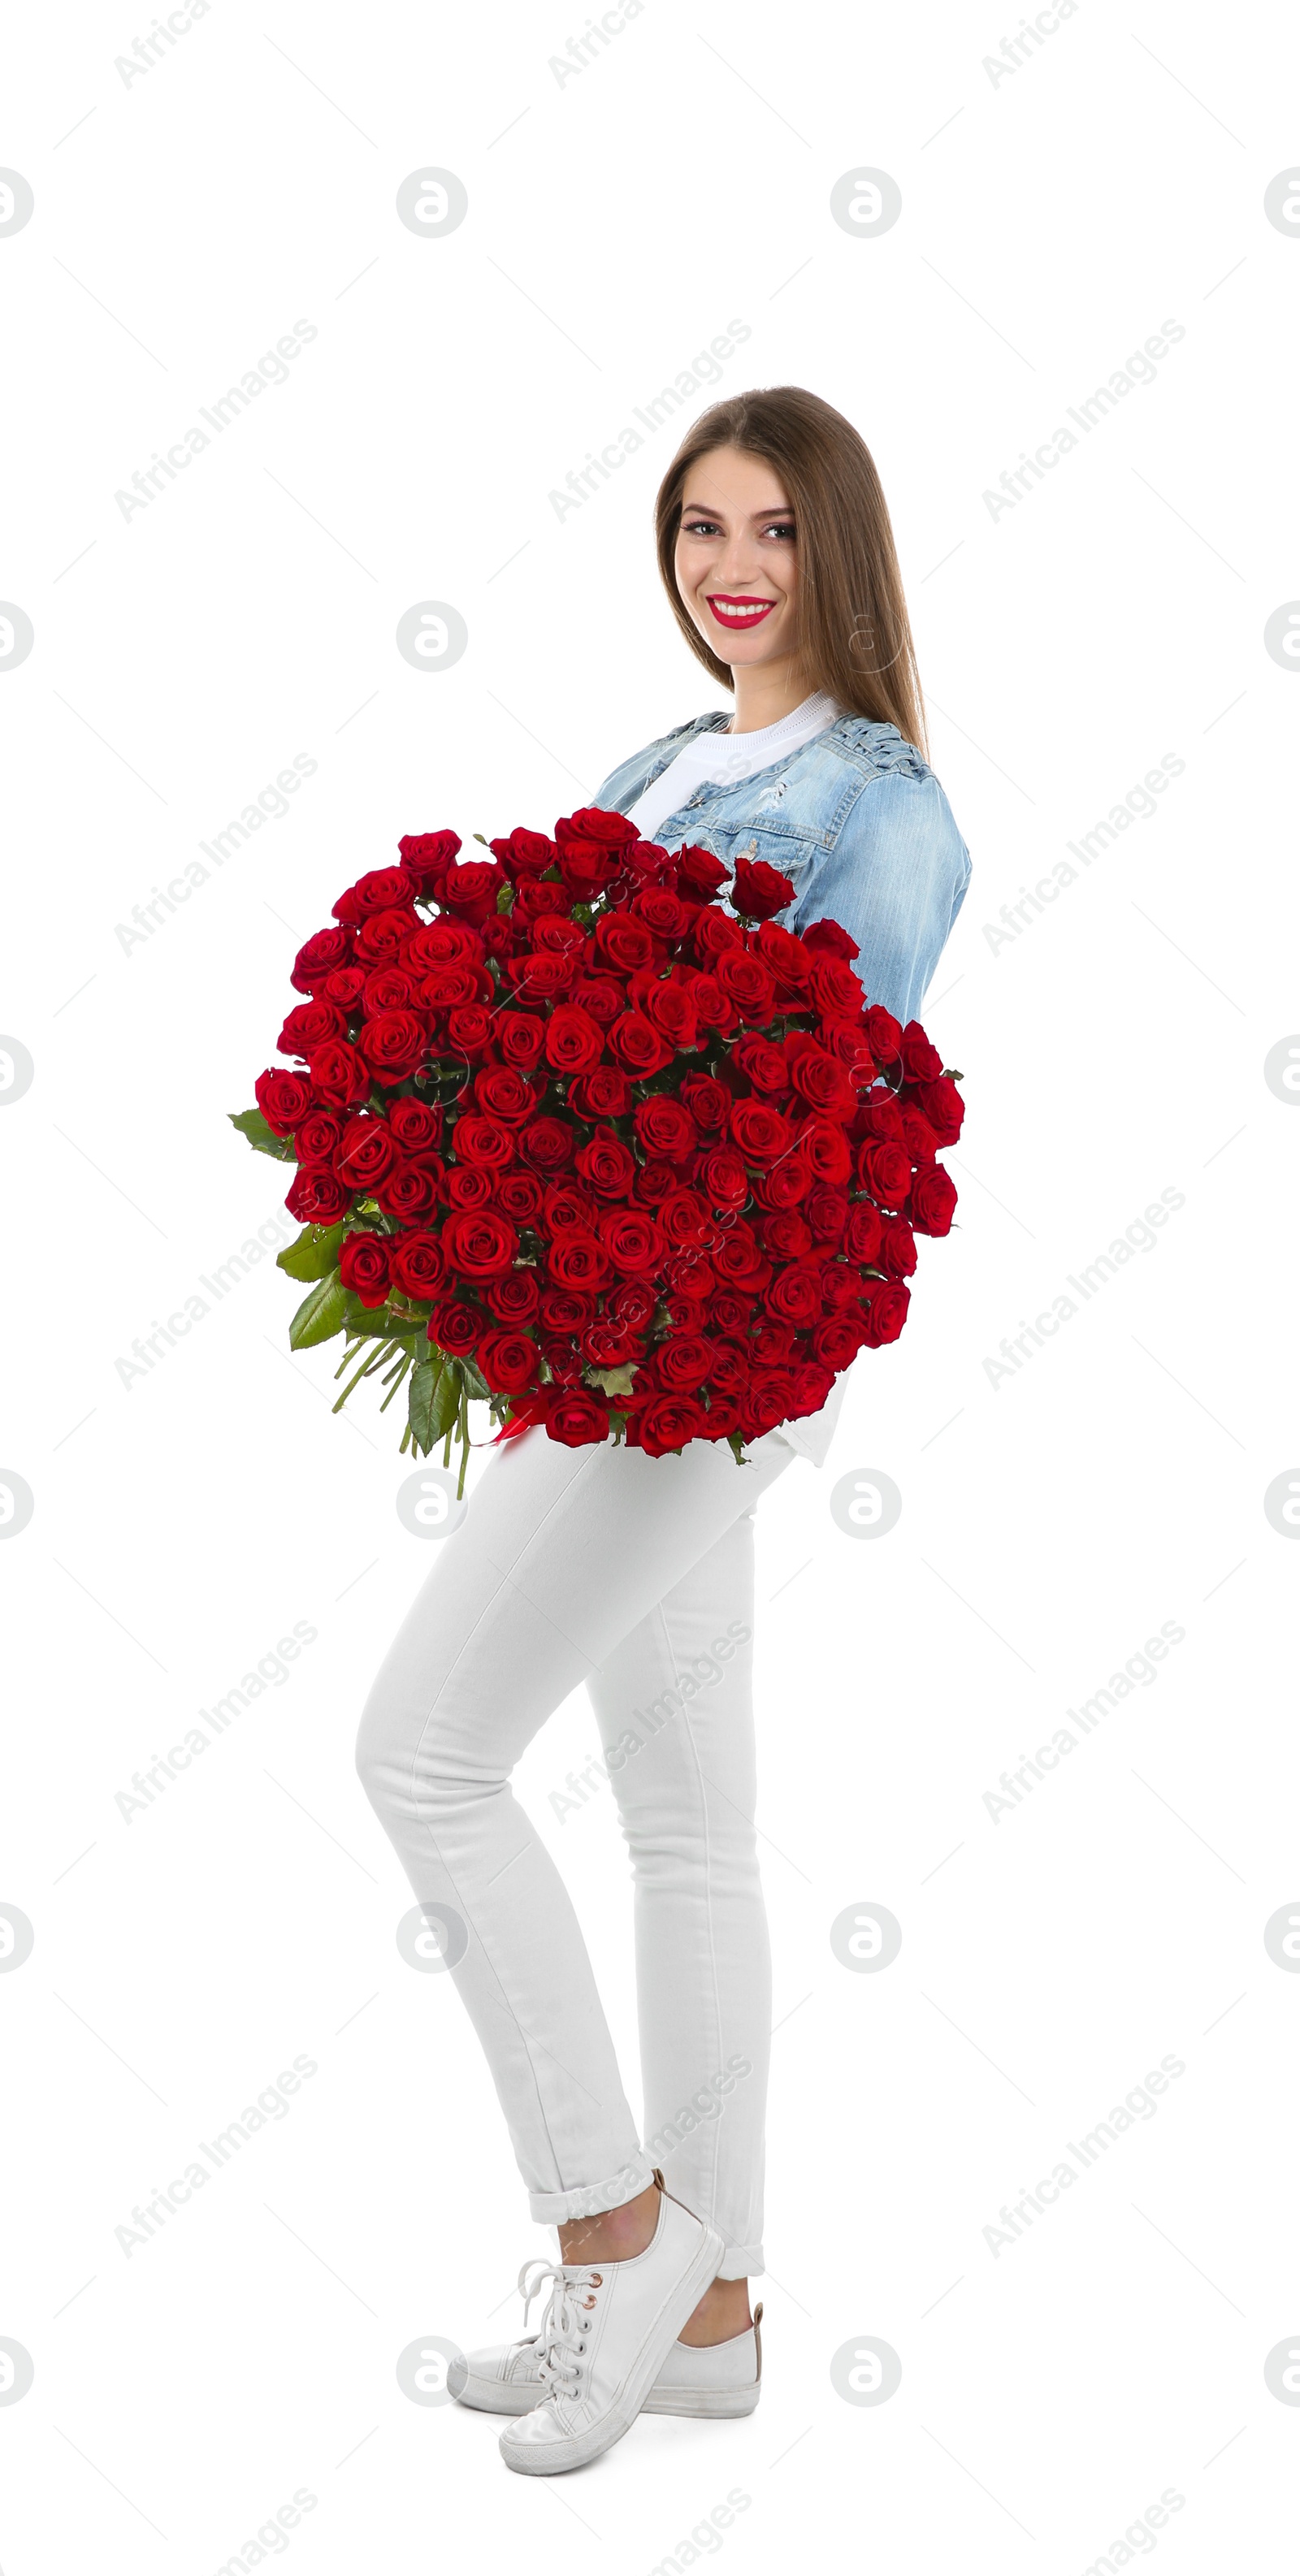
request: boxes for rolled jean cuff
[716,2243,764,2280]
[529,2150,656,2227]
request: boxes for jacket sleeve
[790,767,972,1030]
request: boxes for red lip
[705,594,778,630]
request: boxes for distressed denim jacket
[591,709,973,1466]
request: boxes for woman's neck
[727,659,816,734]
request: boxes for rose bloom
[599,1208,665,1275]
[752,1321,798,1366]
[442,1166,496,1211]
[633,1157,678,1206]
[467,1064,531,1126]
[691,907,744,961]
[375,1164,440,1220]
[607,1011,674,1078]
[699,1147,748,1211]
[538,1335,584,1385]
[634,1393,709,1457]
[507,950,574,1004]
[574,1131,637,1198]
[354,906,419,967]
[806,1185,850,1244]
[285,1167,351,1224]
[569,977,626,1032]
[713,951,776,1022]
[307,1040,370,1109]
[634,1095,697,1161]
[477,1328,539,1395]
[496,1169,546,1224]
[496,1011,546,1072]
[811,1313,867,1370]
[278,998,349,1060]
[296,1108,344,1166]
[808,955,862,1017]
[729,1098,793,1167]
[340,1231,392,1308]
[878,1216,918,1277]
[320,966,367,1012]
[335,865,418,921]
[595,911,655,974]
[362,966,418,1015]
[632,885,691,940]
[899,1021,944,1082]
[518,1116,574,1174]
[513,879,570,924]
[405,920,482,969]
[710,1291,755,1336]
[797,1121,853,1186]
[256,1067,314,1132]
[580,1318,644,1368]
[569,1064,633,1120]
[762,1209,812,1258]
[899,1106,939,1164]
[543,1003,604,1076]
[730,855,795,920]
[915,1075,964,1145]
[547,1232,612,1292]
[734,1035,789,1095]
[658,1188,711,1249]
[543,1180,600,1235]
[390,1231,448,1298]
[440,1208,518,1279]
[358,1009,429,1085]
[857,1139,913,1208]
[706,1340,749,1398]
[333,1117,397,1189]
[858,1092,905,1142]
[429,1296,483,1356]
[765,1266,822,1330]
[388,1098,444,1156]
[753,920,812,998]
[748,1152,812,1211]
[686,975,737,1037]
[908,1164,958,1236]
[861,1278,911,1345]
[453,1114,516,1172]
[864,1004,903,1063]
[654,1333,714,1392]
[790,1046,856,1119]
[441,857,505,923]
[488,825,555,877]
[546,1388,611,1447]
[446,1006,494,1060]
[679,1073,729,1132]
[291,925,353,994]
[539,1287,596,1333]
[487,1270,540,1323]
[844,1202,883,1264]
[607,1277,657,1330]
[397,829,462,890]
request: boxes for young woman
[357,386,971,2477]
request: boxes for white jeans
[356,1422,800,2278]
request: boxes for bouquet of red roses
[232,809,962,1491]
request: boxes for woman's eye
[682,519,720,537]
[763,522,796,541]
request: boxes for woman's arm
[791,767,972,1030]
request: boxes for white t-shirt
[622,692,840,845]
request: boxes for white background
[2,0,1298,2568]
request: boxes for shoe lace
[515,2258,602,2400]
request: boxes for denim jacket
[592,710,972,1032]
[592,709,972,1467]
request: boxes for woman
[356,386,971,2477]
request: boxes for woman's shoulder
[817,714,932,783]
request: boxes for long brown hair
[654,386,928,758]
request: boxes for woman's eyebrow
[679,500,795,519]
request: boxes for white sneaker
[496,2176,726,2474]
[450,2299,764,2419]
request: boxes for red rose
[864,1005,902,1063]
[607,1277,657,1329]
[802,916,860,962]
[487,1270,540,1322]
[333,867,417,924]
[473,1064,535,1125]
[729,1098,793,1167]
[285,1167,351,1224]
[321,966,367,1011]
[518,1117,574,1173]
[811,1313,867,1370]
[441,1208,518,1279]
[752,1321,797,1366]
[477,1329,539,1395]
[635,1393,709,1457]
[445,1006,494,1059]
[559,842,617,902]
[453,1114,515,1172]
[858,1093,905,1142]
[540,1287,596,1332]
[733,1035,789,1095]
[634,1158,678,1206]
[278,998,348,1060]
[599,1208,665,1275]
[900,1021,944,1082]
[361,967,418,1015]
[739,1369,799,1436]
[354,906,419,966]
[692,907,745,960]
[417,964,480,1009]
[748,1152,811,1210]
[256,1067,314,1133]
[513,879,570,923]
[496,1011,545,1072]
[296,1109,344,1166]
[443,1166,495,1211]
[539,1336,583,1384]
[340,1231,392,1308]
[569,1065,633,1120]
[789,1046,856,1119]
[390,1231,447,1297]
[357,1010,429,1085]
[570,977,625,1031]
[808,956,862,1017]
[543,1181,599,1236]
[488,826,555,877]
[900,1106,939,1163]
[307,1041,370,1109]
[607,1011,674,1078]
[544,1004,604,1075]
[441,857,505,923]
[762,1210,812,1258]
[335,1115,399,1189]
[556,806,639,848]
[640,981,699,1050]
[653,1333,714,1391]
[679,1073,729,1132]
[633,886,691,941]
[397,829,462,890]
[798,1120,853,1185]
[631,1096,693,1160]
[659,1188,711,1250]
[916,1076,964,1145]
[856,1140,912,1207]
[388,1098,444,1156]
[908,1164,958,1236]
[700,1147,748,1210]
[844,1202,883,1265]
[291,926,353,994]
[574,1131,636,1198]
[677,843,729,898]
[547,1233,611,1292]
[507,951,574,1004]
[714,951,776,1023]
[430,1297,482,1356]
[753,920,812,999]
[878,1216,917,1276]
[580,1318,644,1368]
[405,920,482,969]
[595,912,655,974]
[546,1388,612,1447]
[765,1266,822,1328]
[375,1163,439,1219]
[711,1291,755,1335]
[686,973,737,1037]
[496,1170,545,1223]
[806,1185,850,1244]
[730,855,795,920]
[861,1278,911,1344]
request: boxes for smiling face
[674,444,803,679]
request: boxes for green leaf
[288,1276,350,1349]
[409,1355,462,1454]
[458,1357,492,1404]
[229,1106,296,1162]
[277,1222,346,1283]
[586,1362,638,1399]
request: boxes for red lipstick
[705,594,777,631]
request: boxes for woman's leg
[586,1505,770,2289]
[354,1424,796,2229]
